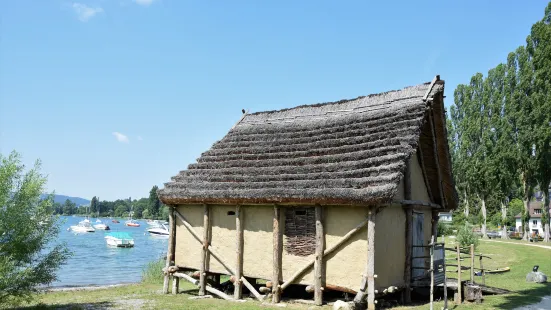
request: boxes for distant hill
[40,194,90,206]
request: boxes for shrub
[456,222,480,249]
[0,151,71,307]
[438,221,453,236]
[141,258,165,284]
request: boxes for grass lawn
[16,238,551,310]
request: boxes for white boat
[69,218,95,233]
[147,222,170,236]
[93,219,110,230]
[104,232,134,248]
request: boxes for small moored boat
[125,219,140,227]
[69,218,95,233]
[104,232,134,248]
[93,219,110,230]
[147,222,170,236]
[112,219,120,223]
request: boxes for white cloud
[137,136,143,141]
[134,0,157,6]
[112,132,130,143]
[72,3,104,22]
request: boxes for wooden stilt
[367,209,376,310]
[199,204,210,296]
[430,236,434,310]
[163,207,176,294]
[272,205,282,303]
[172,276,179,294]
[314,204,325,306]
[480,253,485,285]
[234,205,244,300]
[173,209,264,302]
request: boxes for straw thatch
[158,78,457,210]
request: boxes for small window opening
[227,211,235,216]
[295,210,306,216]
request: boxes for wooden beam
[423,75,440,101]
[172,276,179,295]
[403,206,413,303]
[430,236,434,310]
[394,200,442,209]
[306,284,357,295]
[470,244,475,284]
[456,245,462,304]
[173,209,264,302]
[314,204,325,306]
[428,110,446,209]
[163,206,176,294]
[404,161,412,200]
[199,204,210,296]
[174,272,234,301]
[234,205,244,300]
[241,276,264,301]
[272,205,282,303]
[416,146,435,202]
[366,208,376,310]
[280,216,370,291]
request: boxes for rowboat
[485,267,510,274]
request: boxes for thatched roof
[158,76,457,209]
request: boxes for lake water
[50,216,168,287]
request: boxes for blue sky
[0,0,548,201]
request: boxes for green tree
[63,199,76,215]
[114,204,129,217]
[90,196,98,214]
[148,185,160,219]
[0,151,71,307]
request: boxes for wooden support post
[234,205,244,300]
[403,160,412,304]
[366,208,376,310]
[199,204,210,296]
[172,276,179,294]
[173,209,264,302]
[430,236,434,310]
[314,205,325,306]
[470,244,475,284]
[272,205,282,303]
[432,211,439,242]
[163,207,176,294]
[456,244,462,304]
[480,253,485,285]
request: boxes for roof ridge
[247,81,432,117]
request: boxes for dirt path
[480,239,551,250]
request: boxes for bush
[0,151,71,307]
[456,222,480,250]
[438,221,453,236]
[142,258,165,284]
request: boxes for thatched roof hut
[158,75,457,309]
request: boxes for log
[206,286,233,301]
[306,284,357,295]
[429,236,434,310]
[199,204,210,296]
[173,209,263,301]
[172,276,179,294]
[174,272,199,286]
[259,286,271,294]
[395,200,442,209]
[273,205,282,303]
[314,204,325,306]
[280,216,370,291]
[235,205,244,300]
[479,253,485,285]
[242,276,264,301]
[265,281,272,288]
[163,207,176,294]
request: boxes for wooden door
[412,212,425,280]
